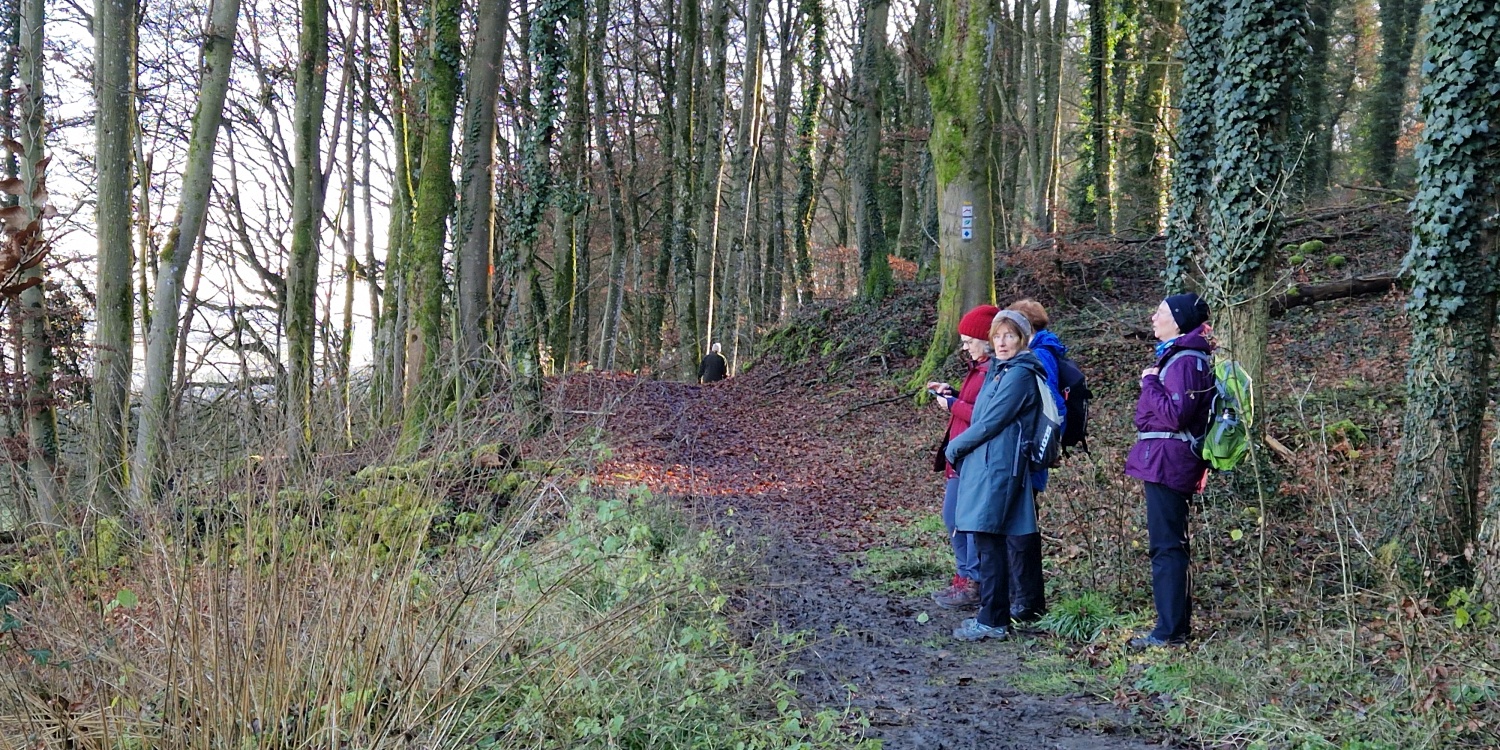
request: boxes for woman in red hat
[926,304,1000,609]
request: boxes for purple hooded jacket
[1124,325,1214,494]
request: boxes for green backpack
[1201,359,1253,471]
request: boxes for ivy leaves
[1401,0,1500,327]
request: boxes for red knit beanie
[958,305,1000,340]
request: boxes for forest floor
[565,363,1167,748]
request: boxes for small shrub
[1036,591,1125,642]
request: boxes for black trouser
[971,532,1012,629]
[1007,532,1045,619]
[1145,481,1192,641]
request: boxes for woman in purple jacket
[1124,293,1214,648]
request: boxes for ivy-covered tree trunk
[509,0,577,430]
[456,0,507,374]
[550,11,588,371]
[912,0,998,386]
[790,0,825,306]
[1202,0,1303,394]
[18,0,56,523]
[92,0,135,510]
[285,0,329,460]
[1116,0,1174,233]
[850,0,891,302]
[1365,0,1421,186]
[1162,0,1219,291]
[130,0,239,510]
[1396,0,1500,587]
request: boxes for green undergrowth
[0,455,876,749]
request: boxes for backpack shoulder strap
[1161,349,1211,376]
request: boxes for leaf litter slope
[577,363,1160,747]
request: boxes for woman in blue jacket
[944,310,1049,642]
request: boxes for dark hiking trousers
[972,532,1012,629]
[1007,532,1045,619]
[1145,481,1192,641]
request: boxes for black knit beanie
[1165,293,1210,333]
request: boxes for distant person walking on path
[944,310,1048,642]
[1005,299,1068,625]
[1125,293,1215,649]
[698,342,728,383]
[927,304,999,609]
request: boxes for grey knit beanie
[990,309,1033,348]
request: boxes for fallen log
[1271,274,1399,316]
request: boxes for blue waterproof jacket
[1029,330,1069,493]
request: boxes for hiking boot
[1010,604,1045,626]
[953,618,1009,642]
[932,577,979,609]
[1127,631,1187,650]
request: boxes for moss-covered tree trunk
[790,0,825,306]
[130,0,239,510]
[1078,0,1112,231]
[1397,0,1500,587]
[374,0,415,423]
[1162,0,1220,291]
[695,0,729,347]
[1365,0,1420,186]
[92,0,135,510]
[1296,0,1333,195]
[285,0,328,460]
[1203,0,1303,395]
[912,0,999,387]
[850,0,891,302]
[400,0,462,452]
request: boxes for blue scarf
[1153,336,1178,362]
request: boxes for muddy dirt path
[571,371,1167,749]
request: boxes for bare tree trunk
[695,0,729,348]
[668,0,702,379]
[456,0,507,373]
[129,0,240,510]
[761,0,793,326]
[592,0,629,370]
[550,10,588,371]
[92,0,135,510]
[16,0,55,523]
[285,0,329,460]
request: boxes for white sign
[961,217,973,228]
[961,203,974,217]
[961,228,974,241]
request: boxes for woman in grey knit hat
[942,310,1050,642]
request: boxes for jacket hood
[1031,330,1068,359]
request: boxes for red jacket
[938,357,991,479]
